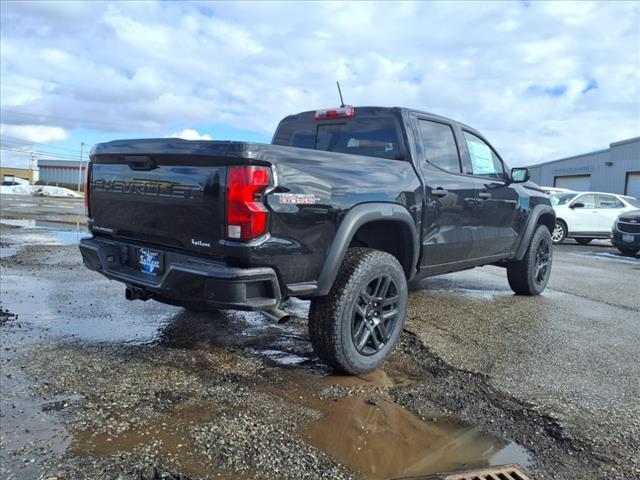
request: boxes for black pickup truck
[80,105,555,374]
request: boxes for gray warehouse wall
[528,138,640,195]
[38,165,87,190]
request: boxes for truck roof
[279,106,483,137]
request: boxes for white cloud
[0,0,638,165]
[0,124,69,143]
[167,129,212,141]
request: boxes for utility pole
[29,150,36,184]
[77,142,85,192]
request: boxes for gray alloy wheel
[551,221,566,244]
[351,274,402,356]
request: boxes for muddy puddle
[263,370,531,480]
[305,396,527,479]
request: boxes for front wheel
[551,220,566,244]
[308,248,408,375]
[507,225,553,295]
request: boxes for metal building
[38,159,87,191]
[0,166,38,184]
[527,137,640,197]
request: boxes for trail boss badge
[274,193,319,205]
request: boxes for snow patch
[0,185,82,198]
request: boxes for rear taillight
[226,165,271,241]
[314,105,355,120]
[84,163,91,217]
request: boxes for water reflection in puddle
[1,274,176,345]
[1,218,90,257]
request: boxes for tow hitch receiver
[125,285,152,301]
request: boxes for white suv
[550,192,640,244]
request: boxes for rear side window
[417,120,461,173]
[463,131,505,179]
[596,195,624,209]
[273,116,403,160]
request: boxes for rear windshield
[624,196,640,208]
[272,116,403,160]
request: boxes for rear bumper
[611,229,640,249]
[79,237,282,310]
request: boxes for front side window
[574,194,596,208]
[596,195,624,209]
[463,132,505,179]
[417,120,461,173]
[550,193,578,206]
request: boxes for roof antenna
[336,81,345,107]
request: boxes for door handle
[478,192,492,200]
[432,188,448,198]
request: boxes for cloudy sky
[1,0,639,169]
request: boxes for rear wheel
[308,248,408,375]
[617,246,639,255]
[575,238,592,245]
[551,220,566,244]
[507,225,553,295]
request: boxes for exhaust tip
[261,308,290,323]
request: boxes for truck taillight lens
[226,165,271,241]
[84,163,91,217]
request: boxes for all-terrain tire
[308,248,408,374]
[507,225,553,296]
[576,238,593,245]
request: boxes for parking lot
[1,194,639,480]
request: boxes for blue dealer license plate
[137,248,163,275]
[622,234,635,243]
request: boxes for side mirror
[570,202,585,209]
[510,167,529,183]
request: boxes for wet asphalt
[1,194,639,480]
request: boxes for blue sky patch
[525,84,568,97]
[582,79,598,94]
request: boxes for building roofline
[527,136,640,169]
[610,136,640,147]
[526,148,609,168]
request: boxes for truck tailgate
[89,139,230,256]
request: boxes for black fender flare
[513,204,556,260]
[315,203,419,296]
